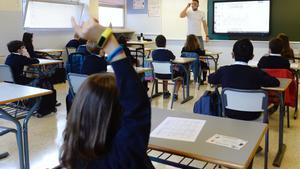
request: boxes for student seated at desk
[258,38,290,69]
[277,33,295,62]
[117,35,138,66]
[181,34,209,83]
[208,39,280,121]
[82,40,107,75]
[60,18,154,169]
[66,33,81,49]
[5,40,39,85]
[152,35,183,100]
[66,41,107,112]
[22,32,38,58]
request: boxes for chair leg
[15,125,24,169]
[150,80,156,102]
[171,82,177,109]
[287,106,290,128]
[182,80,186,100]
[264,129,269,169]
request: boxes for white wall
[125,0,300,67]
[0,0,74,59]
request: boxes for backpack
[28,77,57,117]
[193,89,222,116]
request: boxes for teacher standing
[180,0,209,50]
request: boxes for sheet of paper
[148,0,160,17]
[206,134,248,150]
[150,117,206,142]
[133,0,145,9]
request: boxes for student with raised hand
[60,18,154,169]
[208,39,280,121]
[5,40,39,85]
[277,33,295,62]
[258,38,290,69]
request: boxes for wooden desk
[107,65,152,75]
[249,61,299,119]
[35,49,64,58]
[201,51,222,71]
[0,82,51,169]
[127,41,154,67]
[31,59,63,66]
[149,108,267,169]
[262,78,292,167]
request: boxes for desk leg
[150,80,163,99]
[294,70,298,119]
[0,108,25,169]
[273,92,286,167]
[180,64,193,104]
[23,98,42,169]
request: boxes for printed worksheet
[150,117,206,142]
[206,134,248,150]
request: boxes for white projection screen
[213,0,270,34]
[24,1,83,29]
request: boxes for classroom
[0,0,300,168]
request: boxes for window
[24,1,83,29]
[98,6,124,27]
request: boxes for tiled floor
[0,82,300,169]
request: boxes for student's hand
[21,48,30,58]
[71,17,104,43]
[187,3,191,8]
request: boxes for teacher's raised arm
[179,0,209,48]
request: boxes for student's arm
[72,18,151,167]
[180,3,190,18]
[196,48,205,56]
[22,56,39,65]
[208,67,224,85]
[258,69,280,87]
[109,38,151,167]
[257,57,266,69]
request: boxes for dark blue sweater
[258,55,290,69]
[81,54,107,75]
[79,58,153,169]
[152,49,175,61]
[208,64,280,120]
[66,39,80,49]
[5,53,39,84]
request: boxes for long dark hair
[60,73,122,169]
[22,32,35,58]
[184,34,201,51]
[277,33,294,59]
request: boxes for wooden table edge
[0,90,52,105]
[148,124,268,169]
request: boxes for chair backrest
[66,52,85,74]
[67,73,88,96]
[66,47,77,56]
[151,61,172,75]
[181,52,199,59]
[0,64,14,83]
[181,52,201,82]
[221,88,268,122]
